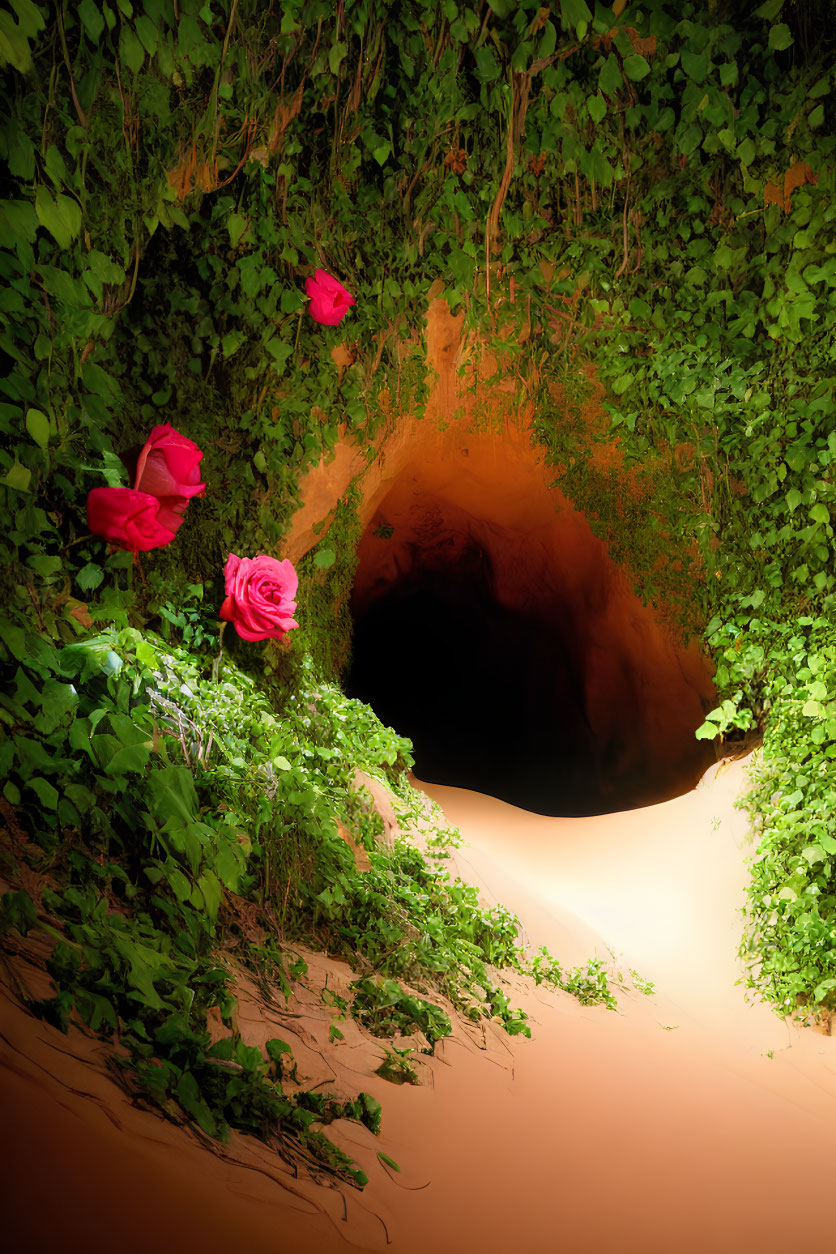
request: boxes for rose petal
[87,487,176,552]
[134,424,206,501]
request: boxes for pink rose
[87,487,177,552]
[133,423,206,535]
[219,553,300,642]
[305,269,355,326]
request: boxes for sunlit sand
[4,756,836,1253]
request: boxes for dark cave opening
[348,538,603,815]
[345,441,715,818]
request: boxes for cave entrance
[346,428,714,817]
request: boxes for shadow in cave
[348,538,631,818]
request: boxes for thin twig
[210,0,240,174]
[56,7,89,130]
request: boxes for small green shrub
[529,947,618,1011]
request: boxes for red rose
[134,423,206,535]
[305,269,355,326]
[87,487,177,552]
[219,553,299,642]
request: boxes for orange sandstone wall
[284,301,714,808]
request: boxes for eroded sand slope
[3,756,836,1254]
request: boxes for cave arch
[346,426,714,817]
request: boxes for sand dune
[4,756,836,1253]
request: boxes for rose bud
[304,269,355,326]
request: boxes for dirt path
[3,757,836,1253]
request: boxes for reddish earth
[4,758,836,1254]
[347,420,714,814]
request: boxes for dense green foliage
[0,609,573,1172]
[1,0,835,1185]
[738,615,836,1015]
[0,612,395,1181]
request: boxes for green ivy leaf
[33,679,79,734]
[768,23,793,51]
[28,776,59,809]
[105,741,152,776]
[279,288,303,313]
[737,137,756,165]
[134,14,158,55]
[34,186,82,249]
[622,54,650,82]
[814,978,836,1003]
[587,93,606,124]
[25,407,50,450]
[198,868,223,919]
[221,329,245,357]
[264,337,292,372]
[77,0,105,43]
[213,845,243,891]
[176,1070,219,1136]
[9,0,45,39]
[582,143,616,185]
[77,562,104,592]
[598,53,621,96]
[1,462,31,492]
[147,765,199,826]
[678,124,702,156]
[628,297,651,320]
[44,144,69,188]
[510,39,533,71]
[119,26,145,74]
[559,0,591,38]
[28,554,62,579]
[0,1,44,73]
[314,548,336,570]
[474,44,500,82]
[87,250,127,284]
[680,50,708,81]
[265,1038,293,1066]
[329,41,348,74]
[7,128,35,180]
[227,212,249,248]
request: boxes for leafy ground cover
[0,606,618,1179]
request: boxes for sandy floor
[3,756,836,1253]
